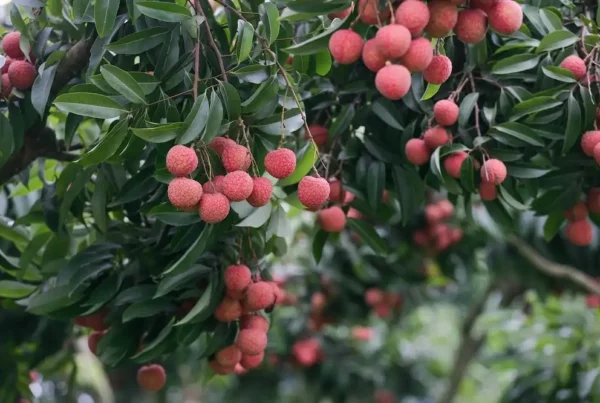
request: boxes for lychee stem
[387,0,395,24]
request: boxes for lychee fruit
[455,9,487,43]
[423,126,450,149]
[400,37,434,72]
[7,60,36,90]
[329,5,353,19]
[270,281,286,305]
[362,38,387,73]
[215,345,242,367]
[329,29,364,65]
[307,124,329,146]
[488,0,523,35]
[352,326,374,341]
[292,338,322,366]
[470,0,499,12]
[480,159,507,185]
[247,177,273,207]
[581,131,600,156]
[264,148,296,179]
[1,56,12,74]
[222,144,252,172]
[240,351,264,369]
[437,199,454,218]
[328,179,343,203]
[564,201,588,222]
[244,281,276,311]
[166,145,198,177]
[167,177,203,209]
[78,309,108,331]
[225,264,252,292]
[215,297,243,322]
[565,220,592,246]
[203,175,225,194]
[444,152,468,178]
[405,138,431,165]
[2,32,24,59]
[593,142,600,165]
[560,55,587,81]
[588,188,600,214]
[358,0,390,24]
[433,99,459,126]
[425,0,458,38]
[375,64,411,100]
[479,182,498,201]
[199,193,230,223]
[395,0,430,36]
[373,302,391,318]
[375,24,411,59]
[425,204,444,223]
[87,330,105,355]
[222,171,254,201]
[241,314,269,332]
[137,364,167,392]
[423,55,452,84]
[236,328,268,355]
[209,137,236,156]
[374,390,396,403]
[298,176,330,210]
[209,360,235,375]
[318,206,347,232]
[1,73,12,98]
[364,288,384,305]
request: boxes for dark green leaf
[94,0,120,37]
[137,1,192,22]
[536,30,579,52]
[201,91,224,144]
[460,156,475,193]
[54,93,127,119]
[132,123,183,143]
[147,203,202,226]
[259,2,280,45]
[371,99,403,130]
[100,65,146,104]
[0,114,14,168]
[178,93,209,144]
[367,161,385,211]
[241,75,279,114]
[58,167,95,228]
[491,122,544,147]
[458,93,479,127]
[31,65,57,118]
[0,280,36,299]
[236,21,254,63]
[163,223,223,275]
[83,274,122,306]
[506,164,552,178]
[219,81,241,121]
[28,285,84,314]
[329,104,354,137]
[510,96,562,121]
[177,270,221,325]
[122,299,175,322]
[114,284,157,305]
[78,120,129,166]
[541,66,576,83]
[106,27,170,54]
[312,229,329,264]
[132,319,175,362]
[156,264,211,298]
[393,165,424,225]
[236,203,272,228]
[492,54,541,74]
[346,218,386,254]
[543,211,565,241]
[283,18,345,55]
[561,93,581,154]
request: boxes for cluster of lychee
[1,31,37,98]
[412,199,464,252]
[364,287,403,319]
[328,0,522,101]
[562,188,600,246]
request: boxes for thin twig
[468,73,482,137]
[197,0,228,82]
[193,0,201,99]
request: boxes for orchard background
[0,0,599,401]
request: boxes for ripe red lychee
[480,159,507,185]
[581,131,600,156]
[373,302,391,318]
[199,193,230,223]
[216,345,242,367]
[400,37,433,72]
[375,24,411,59]
[166,145,198,177]
[488,0,523,35]
[565,220,592,246]
[203,175,225,194]
[433,99,459,126]
[270,281,286,305]
[444,152,468,179]
[375,64,411,100]
[423,126,450,149]
[437,199,454,218]
[241,314,269,332]
[365,288,384,305]
[168,177,203,209]
[425,0,458,38]
[425,204,444,223]
[352,326,373,341]
[7,60,35,90]
[560,55,587,81]
[222,171,254,201]
[240,351,264,369]
[588,188,600,214]
[298,176,330,210]
[479,182,497,201]
[87,330,105,355]
[307,124,329,146]
[225,264,252,292]
[374,389,396,403]
[78,309,108,331]
[222,144,252,172]
[564,201,588,222]
[244,281,276,312]
[137,364,167,392]
[471,0,499,12]
[362,38,387,73]
[292,338,322,366]
[318,206,347,232]
[209,360,235,375]
[328,179,343,202]
[423,55,452,84]
[209,137,236,156]
[358,0,390,24]
[215,297,243,322]
[236,328,268,355]
[413,229,429,246]
[2,32,24,59]
[455,9,487,43]
[265,148,296,179]
[405,138,431,165]
[1,56,12,74]
[395,0,430,36]
[593,142,600,165]
[1,73,12,98]
[247,177,272,207]
[328,29,364,65]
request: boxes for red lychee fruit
[79,309,108,331]
[199,193,230,223]
[222,171,254,201]
[423,55,452,84]
[2,32,24,59]
[425,204,444,223]
[560,55,587,81]
[247,177,273,207]
[244,281,276,312]
[443,151,468,178]
[400,37,433,72]
[587,295,600,309]
[375,64,411,100]
[166,145,198,177]
[216,345,242,367]
[425,0,458,38]
[328,179,343,203]
[365,288,384,305]
[471,0,499,12]
[358,0,390,24]
[329,29,364,65]
[1,56,12,74]
[352,326,374,341]
[1,73,12,98]
[455,9,487,44]
[588,188,600,214]
[264,148,296,179]
[215,297,243,322]
[413,229,429,246]
[488,0,523,35]
[222,144,252,172]
[423,126,450,149]
[307,124,329,146]
[565,220,592,246]
[374,389,396,403]
[437,199,454,218]
[564,201,588,222]
[480,159,507,185]
[433,99,459,126]
[203,175,225,194]
[137,364,167,392]
[7,60,35,90]
[236,328,268,355]
[318,206,347,232]
[225,264,252,293]
[581,131,600,156]
[240,351,264,369]
[395,0,430,36]
[405,138,431,165]
[209,137,236,156]
[362,38,387,73]
[311,292,326,312]
[373,302,391,318]
[450,227,463,244]
[270,281,286,305]
[298,176,330,210]
[329,5,353,19]
[292,338,322,366]
[593,142,600,165]
[87,330,105,355]
[347,207,364,220]
[479,182,498,201]
[167,177,203,209]
[241,314,269,332]
[209,360,235,375]
[375,24,411,59]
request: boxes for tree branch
[197,1,228,83]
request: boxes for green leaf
[492,54,541,75]
[483,200,514,231]
[541,66,576,83]
[94,0,120,37]
[421,83,441,101]
[460,157,476,193]
[539,8,562,32]
[163,223,223,275]
[232,64,270,84]
[147,203,202,226]
[312,229,329,264]
[54,93,127,119]
[506,164,552,178]
[315,49,332,76]
[0,114,14,168]
[255,109,304,135]
[236,21,254,63]
[137,1,192,22]
[78,120,129,166]
[346,218,386,254]
[499,186,529,210]
[31,65,57,118]
[283,18,345,55]
[371,99,402,130]
[132,123,183,143]
[367,161,385,211]
[236,203,272,228]
[0,280,36,299]
[219,81,241,121]
[83,274,122,306]
[561,93,581,154]
[177,270,221,325]
[100,65,146,104]
[259,2,280,45]
[510,96,562,121]
[114,284,157,305]
[156,264,211,298]
[278,142,317,186]
[132,319,175,363]
[68,260,113,297]
[458,93,479,127]
[19,232,52,273]
[536,30,579,52]
[28,285,84,314]
[178,93,209,144]
[543,211,565,241]
[330,104,355,138]
[122,299,175,322]
[491,122,544,147]
[58,167,95,229]
[429,146,443,178]
[106,27,169,55]
[201,91,224,144]
[241,75,279,114]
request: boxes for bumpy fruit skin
[433,99,459,126]
[318,206,347,232]
[560,55,587,81]
[215,297,243,322]
[241,314,269,332]
[236,329,268,355]
[199,193,230,223]
[298,176,330,210]
[222,144,252,172]
[245,281,276,311]
[564,201,588,222]
[471,0,499,12]
[329,29,364,64]
[423,126,450,149]
[362,38,387,72]
[488,0,523,35]
[479,182,498,201]
[216,345,242,367]
[240,352,264,369]
[593,143,600,165]
[209,137,236,156]
[581,131,600,156]
[480,159,507,185]
[358,0,390,24]
[565,220,592,246]
[209,360,235,375]
[588,188,600,214]
[1,56,12,74]
[426,0,458,38]
[375,64,411,100]
[222,171,254,201]
[247,177,273,207]
[455,9,487,43]
[307,124,329,145]
[87,330,105,355]
[8,60,36,90]
[375,25,411,59]
[400,37,433,72]
[2,32,24,59]
[166,145,198,177]
[137,364,167,392]
[444,152,468,178]
[423,55,452,84]
[203,175,225,194]
[168,178,203,209]
[395,0,430,36]
[1,73,12,98]
[264,148,296,179]
[225,264,252,292]
[405,138,431,165]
